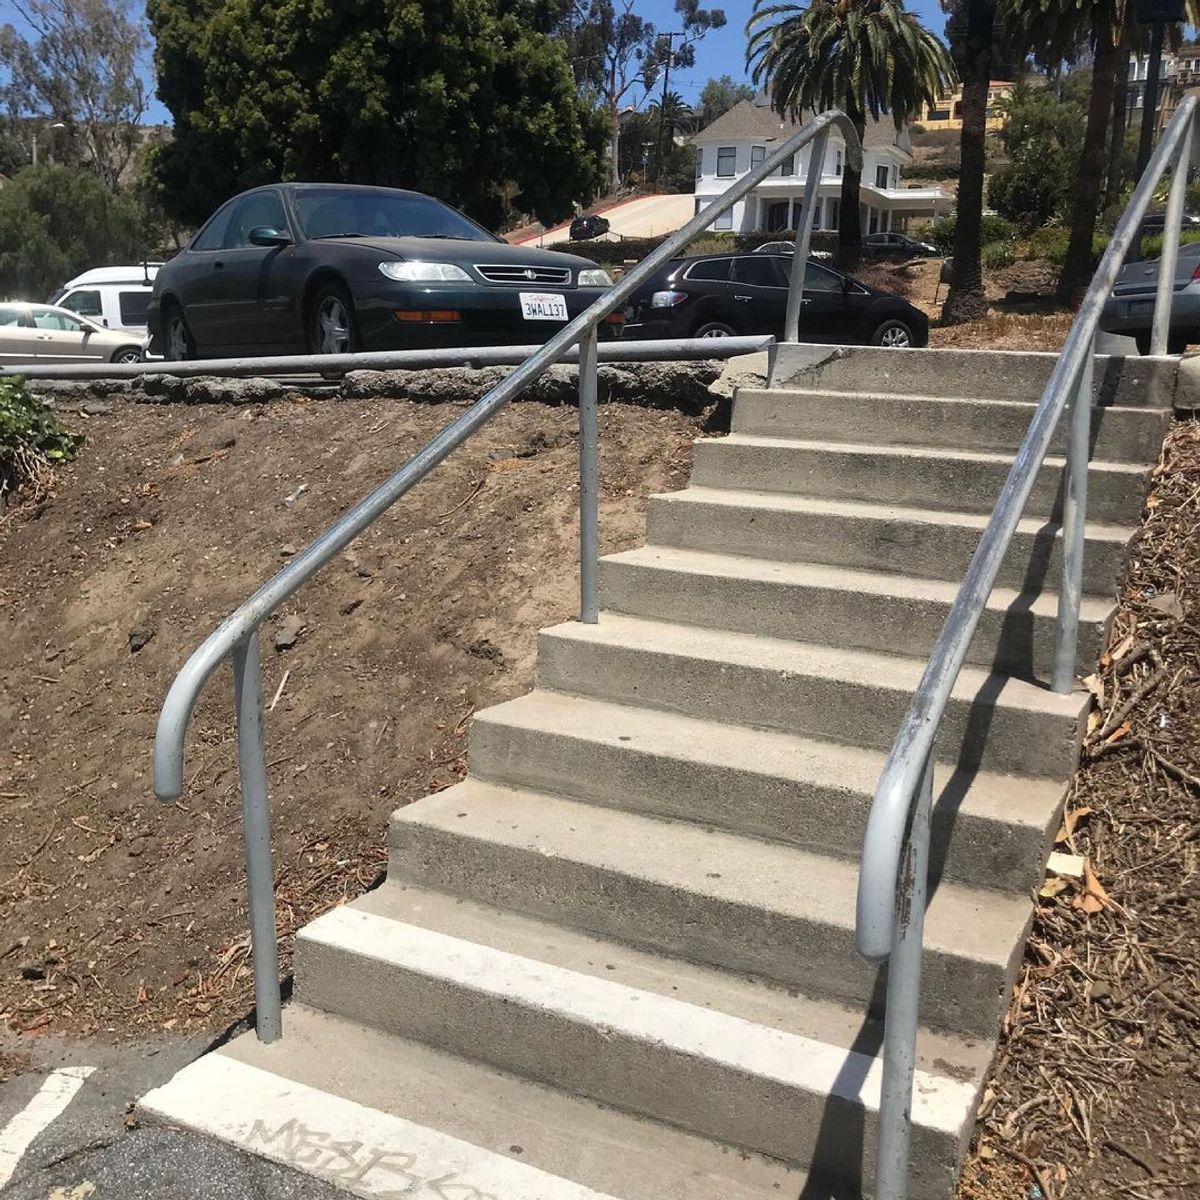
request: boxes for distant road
[514,194,695,247]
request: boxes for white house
[692,98,952,236]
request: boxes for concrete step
[692,434,1150,525]
[768,342,1177,407]
[733,387,1171,463]
[537,613,1088,779]
[469,690,1062,893]
[386,781,1032,1038]
[598,544,1112,680]
[291,884,990,1198]
[646,487,1132,597]
[143,1004,816,1200]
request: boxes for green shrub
[0,376,82,505]
[982,240,1016,270]
[1141,229,1200,259]
[1026,226,1070,264]
[921,212,1017,255]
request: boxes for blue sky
[0,0,951,126]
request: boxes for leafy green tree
[146,0,609,229]
[697,74,756,128]
[0,165,144,299]
[0,0,149,190]
[987,76,1084,229]
[747,0,956,269]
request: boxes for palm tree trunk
[1104,30,1132,214]
[1058,8,1120,303]
[838,108,866,270]
[942,74,991,324]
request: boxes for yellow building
[920,82,1013,132]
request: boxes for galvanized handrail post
[578,327,600,624]
[1051,341,1095,695]
[1150,136,1190,356]
[784,129,829,343]
[874,754,932,1200]
[230,634,283,1043]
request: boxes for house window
[953,101,964,117]
[875,164,889,189]
[826,198,840,230]
[750,145,765,172]
[780,152,794,177]
[716,146,736,177]
[835,148,843,176]
[928,108,951,121]
[791,200,804,229]
[714,205,734,230]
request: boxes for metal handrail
[153,109,864,1043]
[858,94,1198,1200]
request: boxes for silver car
[0,301,144,368]
[1100,242,1200,355]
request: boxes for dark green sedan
[147,183,621,359]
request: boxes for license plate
[520,292,568,321]
[1128,299,1154,317]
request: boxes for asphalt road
[0,1031,339,1199]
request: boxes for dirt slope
[1,392,703,1039]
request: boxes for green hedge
[1025,226,1111,267]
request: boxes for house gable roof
[694,98,912,157]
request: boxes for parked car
[1100,241,1200,354]
[147,183,618,360]
[570,213,610,241]
[50,264,161,335]
[624,251,929,347]
[0,301,144,367]
[753,241,834,260]
[1142,212,1200,234]
[861,232,940,260]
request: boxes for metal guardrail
[5,336,772,380]
[857,94,1199,1200]
[152,110,863,1043]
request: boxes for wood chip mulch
[959,420,1200,1200]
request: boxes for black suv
[625,252,929,348]
[570,213,611,241]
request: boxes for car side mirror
[249,225,292,247]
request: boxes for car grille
[475,264,572,285]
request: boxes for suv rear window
[119,291,151,324]
[685,258,731,282]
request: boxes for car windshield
[293,189,495,243]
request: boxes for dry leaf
[1148,590,1184,620]
[1055,806,1093,844]
[132,519,153,531]
[1087,709,1103,735]
[1146,494,1161,508]
[1073,858,1113,913]
[1040,876,1070,898]
[1101,631,1135,669]
[1082,673,1105,701]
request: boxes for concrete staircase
[142,346,1174,1200]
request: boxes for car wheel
[693,320,737,338]
[872,319,914,348]
[309,284,359,355]
[163,305,195,362]
[112,347,142,364]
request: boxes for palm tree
[939,1,1006,324]
[747,0,956,269]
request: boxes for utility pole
[1135,0,1186,178]
[655,31,681,187]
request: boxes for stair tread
[391,778,1033,969]
[474,689,1063,832]
[144,1012,816,1200]
[603,543,1117,615]
[714,432,1146,474]
[541,612,1087,720]
[651,486,1135,541]
[300,894,984,1137]
[737,385,1154,414]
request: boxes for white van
[50,265,162,334]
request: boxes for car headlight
[378,261,471,282]
[577,268,613,287]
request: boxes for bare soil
[0,392,702,1040]
[959,421,1200,1200]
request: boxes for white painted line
[142,1054,621,1199]
[0,1065,96,1188]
